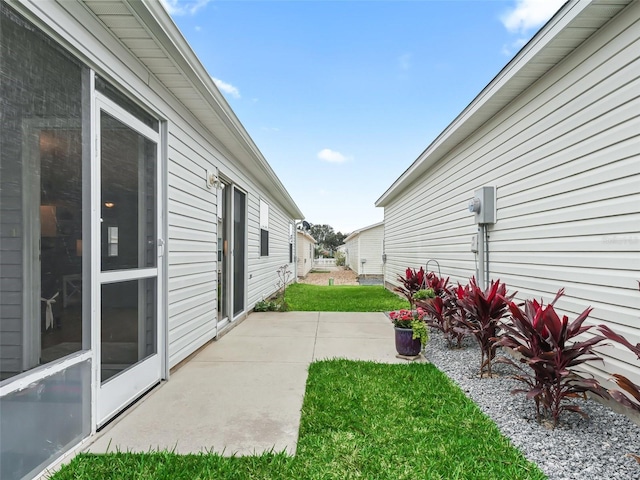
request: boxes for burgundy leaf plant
[418,289,468,349]
[597,324,640,413]
[497,289,611,427]
[394,267,426,309]
[424,271,450,297]
[456,277,515,377]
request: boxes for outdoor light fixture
[206,170,221,189]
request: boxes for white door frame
[93,93,164,426]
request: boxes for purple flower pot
[394,327,421,356]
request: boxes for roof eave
[375,0,630,208]
[127,0,304,219]
[344,221,384,242]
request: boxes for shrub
[274,264,292,311]
[413,288,435,301]
[394,267,425,309]
[254,299,281,312]
[419,293,468,349]
[497,289,611,427]
[424,271,450,297]
[598,324,640,413]
[456,277,515,377]
[413,273,467,348]
[334,250,346,267]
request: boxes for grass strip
[51,360,545,480]
[285,283,409,312]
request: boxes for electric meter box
[471,186,496,224]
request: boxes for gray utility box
[470,186,496,224]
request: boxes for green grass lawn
[285,283,409,312]
[51,360,545,480]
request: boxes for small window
[289,223,294,263]
[260,199,269,256]
[261,228,269,256]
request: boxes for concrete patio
[86,311,411,456]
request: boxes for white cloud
[160,0,211,16]
[212,77,241,99]
[501,0,565,35]
[317,149,349,164]
[398,53,412,71]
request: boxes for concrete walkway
[86,311,411,456]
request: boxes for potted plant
[388,308,428,357]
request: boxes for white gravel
[425,332,640,480]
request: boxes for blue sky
[163,0,564,234]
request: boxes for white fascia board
[297,230,317,244]
[375,0,620,208]
[127,0,303,219]
[344,221,384,242]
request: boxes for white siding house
[376,0,639,398]
[296,230,316,278]
[0,1,302,478]
[344,222,384,277]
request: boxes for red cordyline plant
[596,282,640,464]
[455,277,515,378]
[416,279,468,348]
[424,271,450,297]
[598,323,640,413]
[496,289,611,427]
[394,267,426,308]
[419,295,466,348]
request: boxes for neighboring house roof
[344,221,384,242]
[297,230,317,244]
[375,0,632,207]
[76,0,303,219]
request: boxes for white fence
[313,258,336,268]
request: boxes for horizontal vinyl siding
[358,226,384,276]
[167,128,218,368]
[25,0,300,369]
[296,233,314,277]
[345,237,360,274]
[247,197,294,306]
[383,4,640,386]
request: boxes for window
[260,199,269,256]
[1,1,87,380]
[0,3,91,477]
[289,223,294,263]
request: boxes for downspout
[477,225,485,289]
[484,225,490,288]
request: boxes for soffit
[77,0,303,219]
[376,0,632,207]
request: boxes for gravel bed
[298,268,359,285]
[425,332,640,480]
